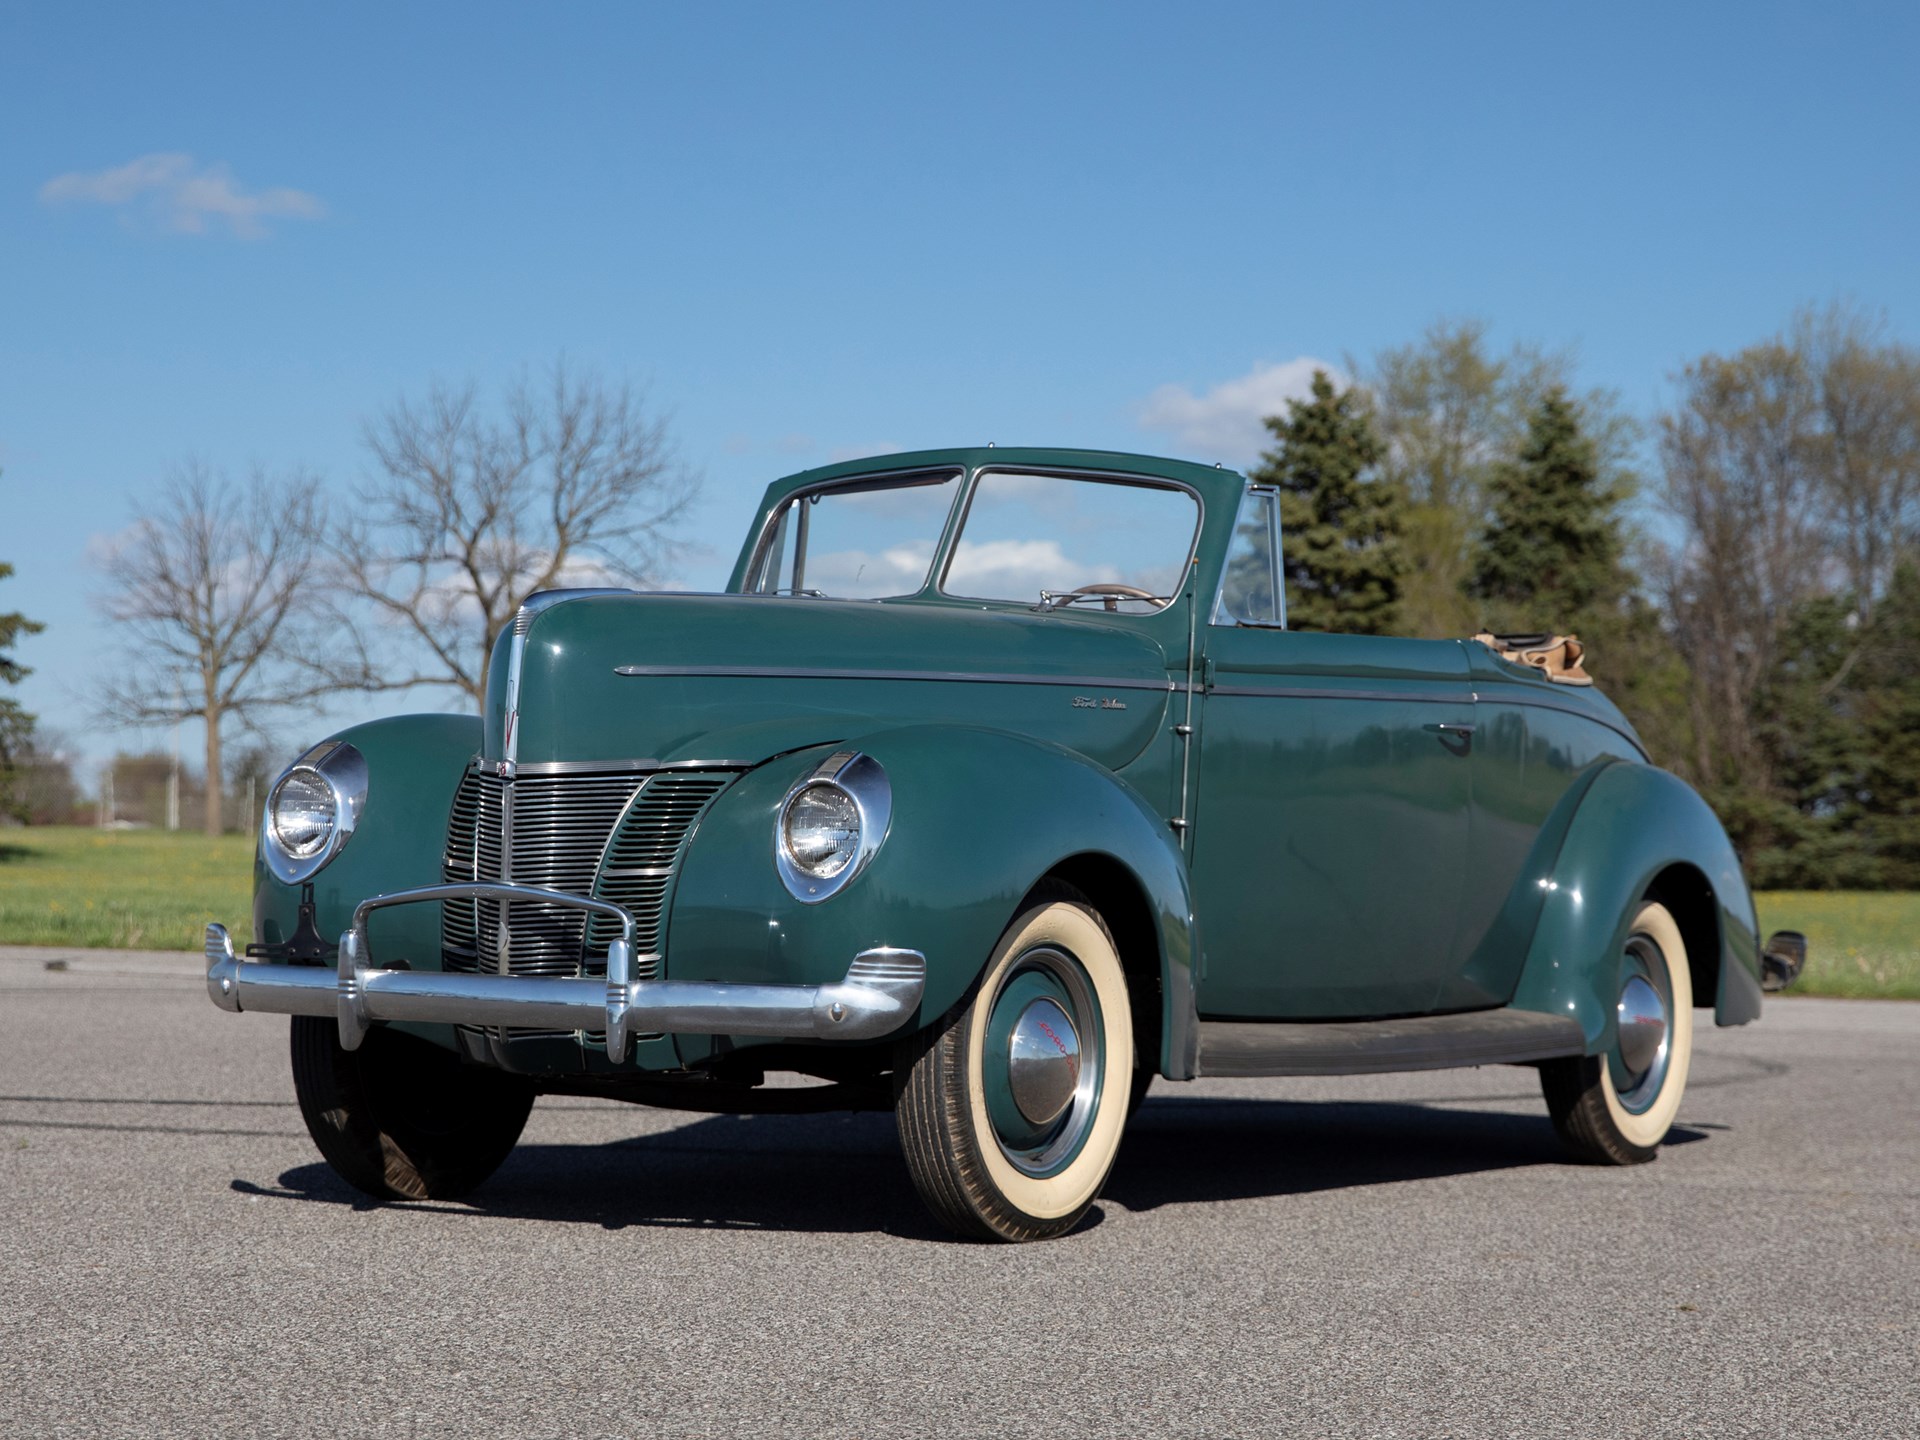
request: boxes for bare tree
[95,463,333,835]
[1656,307,1920,792]
[1795,303,1920,620]
[1655,342,1830,788]
[332,363,697,706]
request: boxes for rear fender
[667,724,1199,1075]
[1509,762,1762,1055]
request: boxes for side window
[1212,487,1284,626]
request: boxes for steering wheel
[1060,583,1165,613]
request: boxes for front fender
[1509,762,1762,1054]
[252,713,480,970]
[667,724,1198,1073]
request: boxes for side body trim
[1208,684,1476,705]
[615,664,1176,692]
[1194,1008,1584,1077]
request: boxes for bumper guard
[205,881,926,1064]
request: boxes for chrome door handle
[1424,722,1476,735]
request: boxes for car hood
[484,593,1178,773]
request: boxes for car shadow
[231,1095,1709,1238]
[1112,1095,1707,1214]
[237,1109,949,1238]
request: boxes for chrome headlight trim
[774,750,892,904]
[261,739,369,885]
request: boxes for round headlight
[270,768,337,858]
[773,751,890,903]
[260,740,367,886]
[781,783,861,879]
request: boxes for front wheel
[1539,900,1695,1164]
[896,888,1135,1241]
[290,1017,535,1201]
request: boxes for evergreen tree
[1742,592,1872,887]
[1854,563,1920,887]
[1742,563,1920,888]
[1463,385,1704,776]
[1252,370,1404,635]
[0,551,45,821]
[1468,386,1628,628]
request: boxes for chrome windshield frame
[739,465,967,599]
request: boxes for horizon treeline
[1261,305,1920,890]
[5,314,1919,892]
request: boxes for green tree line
[1,469,47,821]
[1256,306,1920,889]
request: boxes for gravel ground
[1,944,1915,1439]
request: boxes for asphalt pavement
[1,943,1915,1439]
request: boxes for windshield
[942,470,1199,614]
[747,469,962,598]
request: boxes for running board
[1195,1008,1586,1078]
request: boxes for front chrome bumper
[205,880,926,1064]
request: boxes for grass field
[1753,892,1920,1000]
[0,826,254,951]
[1,826,1915,997]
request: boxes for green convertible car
[205,447,1803,1241]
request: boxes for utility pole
[167,688,181,831]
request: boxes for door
[1189,629,1476,1019]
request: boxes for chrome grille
[442,770,644,979]
[588,773,736,958]
[440,767,733,999]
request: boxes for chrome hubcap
[1007,998,1081,1126]
[1612,936,1674,1113]
[1617,975,1668,1081]
[985,946,1104,1177]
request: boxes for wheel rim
[1610,935,1673,1115]
[981,945,1104,1177]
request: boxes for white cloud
[804,541,936,598]
[945,538,1118,601]
[84,523,136,565]
[40,153,326,239]
[1136,358,1341,467]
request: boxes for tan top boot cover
[1470,632,1594,686]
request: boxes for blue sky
[4,2,1918,783]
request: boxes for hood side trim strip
[613,664,1175,692]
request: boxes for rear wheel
[896,887,1135,1241]
[1540,900,1694,1164]
[290,1017,535,1201]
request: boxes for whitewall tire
[1541,900,1695,1164]
[896,886,1135,1241]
